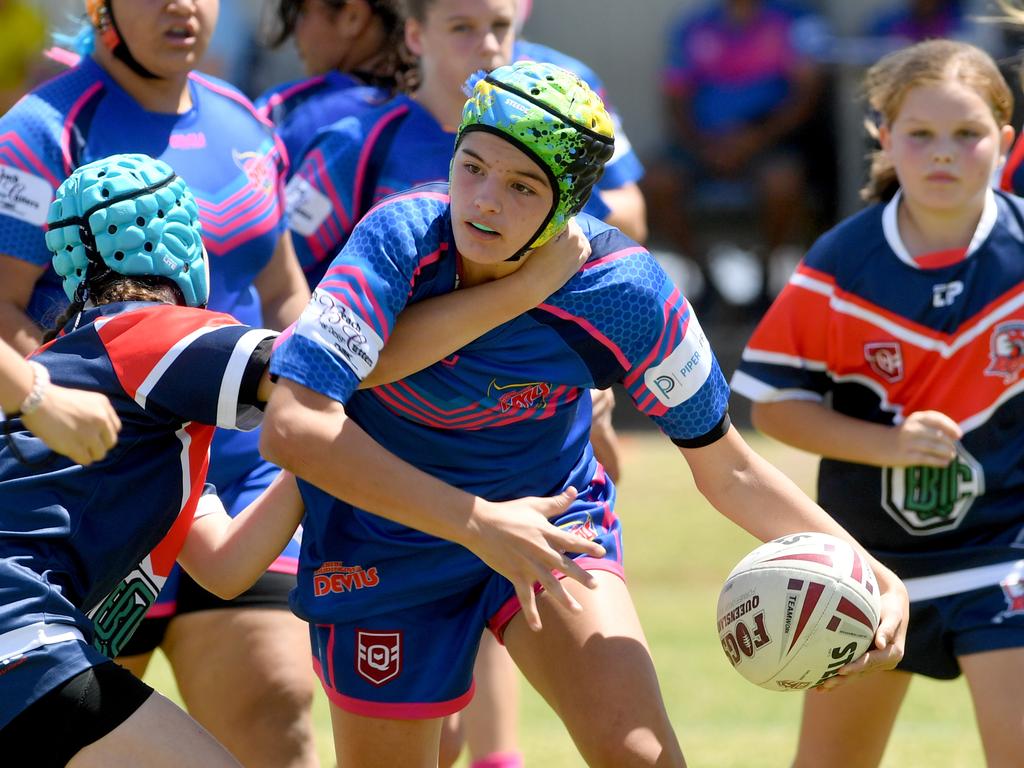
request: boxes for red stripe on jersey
[149,422,215,577]
[745,281,831,362]
[912,248,967,270]
[95,305,239,401]
[1000,133,1024,192]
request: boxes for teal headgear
[46,154,208,307]
[455,61,615,258]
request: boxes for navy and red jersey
[0,55,288,488]
[732,189,1024,580]
[271,183,730,625]
[0,302,275,649]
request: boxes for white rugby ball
[716,532,881,691]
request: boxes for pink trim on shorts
[312,657,476,719]
[143,601,178,619]
[486,558,626,643]
[267,555,299,575]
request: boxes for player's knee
[582,728,684,768]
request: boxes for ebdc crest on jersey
[986,321,1024,384]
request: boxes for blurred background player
[0,337,120,465]
[0,2,318,766]
[643,0,827,315]
[732,39,1024,768]
[0,152,307,768]
[257,0,407,168]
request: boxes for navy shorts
[898,568,1024,680]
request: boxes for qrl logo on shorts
[356,630,402,686]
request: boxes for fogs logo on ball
[644,313,712,408]
[356,629,402,686]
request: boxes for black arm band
[670,412,731,449]
[239,337,275,409]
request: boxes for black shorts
[118,569,295,657]
[0,661,154,767]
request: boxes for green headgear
[455,61,615,258]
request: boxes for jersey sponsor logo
[864,341,903,383]
[285,175,333,236]
[296,290,383,380]
[881,444,985,535]
[356,629,402,686]
[487,379,551,413]
[932,280,964,308]
[87,563,163,658]
[313,560,380,596]
[232,148,276,192]
[985,321,1024,385]
[558,516,599,541]
[169,131,208,150]
[644,313,712,408]
[0,165,52,226]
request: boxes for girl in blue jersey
[262,61,911,768]
[732,40,1024,766]
[258,0,406,165]
[0,3,318,764]
[0,338,120,465]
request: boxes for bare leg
[504,570,685,768]
[162,608,319,768]
[960,647,1024,768]
[330,703,442,768]
[68,691,242,768]
[792,670,912,768]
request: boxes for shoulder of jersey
[800,202,885,273]
[189,70,272,127]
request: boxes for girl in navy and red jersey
[733,39,1024,766]
[0,2,316,766]
[0,153,305,767]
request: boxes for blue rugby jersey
[732,189,1024,580]
[0,302,275,651]
[257,73,391,175]
[271,184,730,624]
[0,55,288,488]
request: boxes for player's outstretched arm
[678,426,908,681]
[361,219,591,388]
[177,471,305,599]
[752,399,962,468]
[260,377,606,629]
[1,340,121,465]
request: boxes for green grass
[143,432,985,767]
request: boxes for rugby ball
[716,532,881,691]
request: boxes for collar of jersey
[882,187,997,270]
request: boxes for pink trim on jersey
[199,196,282,255]
[487,559,626,643]
[352,104,410,218]
[44,46,82,68]
[61,81,103,176]
[408,242,448,294]
[267,555,299,575]
[259,75,328,120]
[366,188,450,217]
[622,287,687,391]
[537,302,632,371]
[581,246,646,271]
[143,601,178,619]
[312,657,476,719]
[0,132,62,188]
[190,72,275,130]
[322,264,390,334]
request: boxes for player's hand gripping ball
[716,532,881,691]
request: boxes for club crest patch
[864,341,903,383]
[356,630,402,686]
[986,321,1024,385]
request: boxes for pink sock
[470,752,524,768]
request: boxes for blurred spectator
[643,0,827,313]
[867,0,971,42]
[0,0,47,114]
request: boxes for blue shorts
[898,577,1024,680]
[307,507,624,719]
[119,458,299,655]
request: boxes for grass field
[144,431,986,767]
